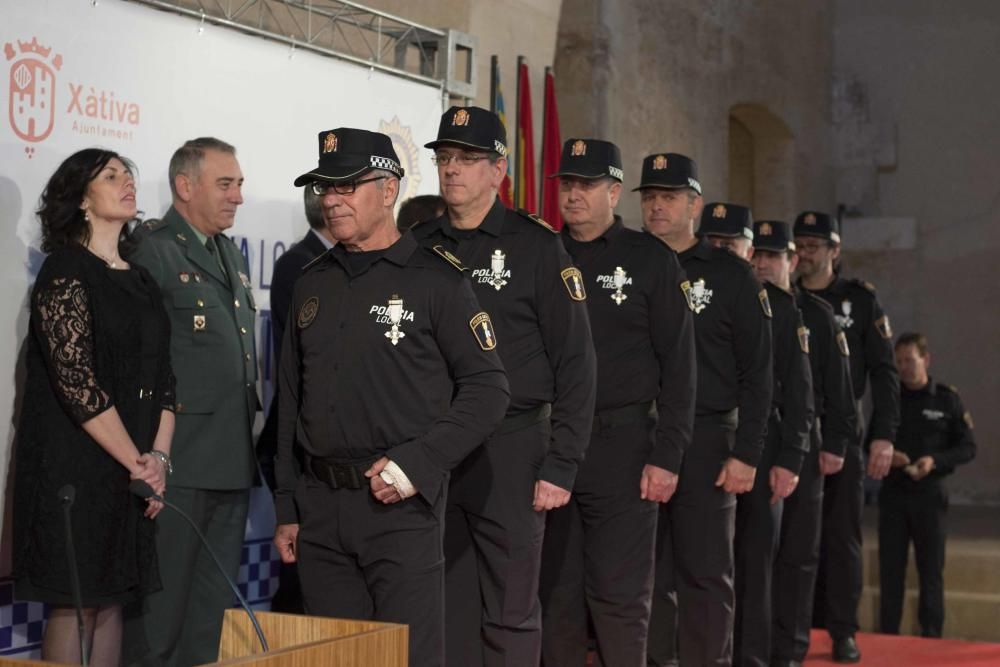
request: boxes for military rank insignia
[681,278,712,314]
[179,272,191,284]
[875,314,892,339]
[758,289,773,319]
[238,271,252,289]
[561,267,587,301]
[298,296,319,329]
[193,315,206,332]
[836,331,850,357]
[470,312,497,351]
[797,326,810,354]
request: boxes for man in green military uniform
[123,137,258,667]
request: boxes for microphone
[58,485,88,666]
[129,480,269,653]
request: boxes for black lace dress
[13,244,175,606]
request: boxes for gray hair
[168,137,236,198]
[303,187,324,231]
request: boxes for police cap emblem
[571,139,587,156]
[469,312,497,351]
[298,296,320,328]
[653,154,668,170]
[713,204,727,218]
[759,222,772,236]
[804,212,817,225]
[452,109,470,126]
[323,132,338,154]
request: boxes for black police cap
[753,220,795,252]
[550,138,623,182]
[293,128,404,187]
[793,210,841,244]
[632,152,702,194]
[698,202,753,240]
[425,106,508,157]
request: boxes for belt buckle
[333,466,353,489]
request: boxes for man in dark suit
[256,188,332,613]
[123,137,258,667]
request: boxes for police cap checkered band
[371,155,403,177]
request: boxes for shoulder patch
[431,245,468,272]
[836,330,850,357]
[561,267,587,301]
[874,314,892,339]
[758,289,773,319]
[851,278,877,293]
[517,208,558,234]
[797,326,810,354]
[963,410,974,429]
[298,296,319,329]
[469,312,497,350]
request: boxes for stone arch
[728,104,795,220]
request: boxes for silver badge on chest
[835,300,854,329]
[490,249,508,291]
[611,266,628,305]
[681,278,713,314]
[385,294,406,346]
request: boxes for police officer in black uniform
[272,127,510,667]
[794,210,900,663]
[641,155,773,667]
[411,107,597,667]
[537,139,696,667]
[700,210,814,667]
[880,332,976,638]
[752,220,858,667]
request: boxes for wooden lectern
[0,610,407,667]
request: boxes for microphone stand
[58,485,88,666]
[129,481,269,653]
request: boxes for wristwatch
[150,449,173,475]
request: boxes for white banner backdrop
[0,0,444,570]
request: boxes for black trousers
[294,477,445,667]
[878,481,948,637]
[771,430,824,663]
[813,445,864,640]
[445,419,549,667]
[648,421,737,667]
[733,419,782,667]
[540,416,658,667]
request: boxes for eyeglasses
[431,153,492,167]
[311,176,386,196]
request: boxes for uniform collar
[679,236,713,261]
[442,196,507,239]
[164,206,209,246]
[560,215,624,246]
[330,231,417,268]
[904,377,935,396]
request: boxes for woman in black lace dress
[13,149,176,666]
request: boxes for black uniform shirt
[885,378,976,487]
[677,238,772,467]
[798,275,900,443]
[412,198,597,490]
[274,233,510,522]
[765,282,814,474]
[796,289,858,457]
[561,217,696,473]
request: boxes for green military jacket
[131,206,258,489]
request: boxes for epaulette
[134,218,167,236]
[516,208,558,233]
[431,245,468,272]
[850,278,877,293]
[301,248,333,273]
[941,383,958,394]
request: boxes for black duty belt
[495,403,552,436]
[695,408,739,430]
[305,455,378,490]
[593,401,656,432]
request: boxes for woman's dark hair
[37,148,137,253]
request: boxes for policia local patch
[470,312,497,350]
[561,267,587,301]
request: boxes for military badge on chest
[836,300,854,329]
[596,266,631,305]
[370,294,415,346]
[680,278,712,314]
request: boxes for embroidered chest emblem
[596,266,631,305]
[922,409,945,421]
[835,300,854,329]
[369,295,414,346]
[681,278,712,314]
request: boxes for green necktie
[206,237,228,279]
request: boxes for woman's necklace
[88,246,122,268]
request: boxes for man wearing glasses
[272,127,510,667]
[793,211,899,663]
[411,106,597,667]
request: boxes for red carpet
[805,629,1000,665]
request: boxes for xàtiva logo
[5,36,62,158]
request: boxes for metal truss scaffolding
[126,0,477,96]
